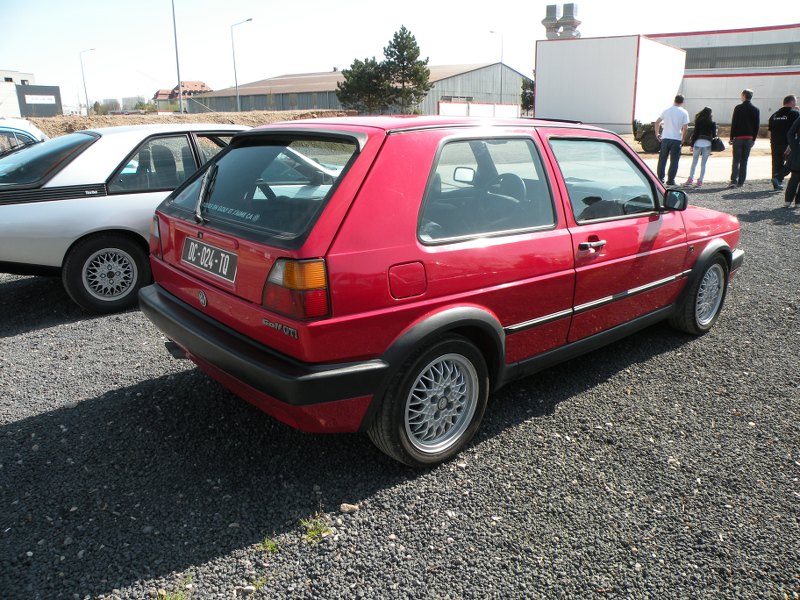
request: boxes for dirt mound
[28,110,355,139]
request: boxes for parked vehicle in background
[139,116,744,467]
[0,123,248,312]
[0,118,48,157]
[634,120,695,153]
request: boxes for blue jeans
[730,138,754,185]
[688,145,711,182]
[657,138,682,184]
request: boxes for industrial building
[0,70,63,118]
[188,64,531,117]
[649,24,800,124]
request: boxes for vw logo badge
[198,290,207,307]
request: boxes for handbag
[711,137,725,152]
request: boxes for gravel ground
[1,182,798,600]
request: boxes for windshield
[166,137,357,246]
[0,132,98,188]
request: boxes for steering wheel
[483,173,526,203]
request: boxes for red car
[139,116,743,467]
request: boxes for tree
[336,57,392,114]
[521,78,535,115]
[383,25,432,114]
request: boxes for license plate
[181,237,238,283]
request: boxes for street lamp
[79,48,94,115]
[489,30,504,105]
[171,0,184,113]
[231,18,253,112]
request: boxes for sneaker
[684,177,693,186]
[736,183,744,187]
[785,201,793,208]
[772,177,781,190]
[727,182,736,188]
[696,180,702,188]
[666,181,676,187]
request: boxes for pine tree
[336,57,392,115]
[382,26,432,114]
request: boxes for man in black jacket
[768,95,798,190]
[728,89,761,188]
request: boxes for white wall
[634,38,686,125]
[0,82,21,118]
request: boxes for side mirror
[453,166,475,184]
[663,189,688,211]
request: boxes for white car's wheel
[62,234,150,313]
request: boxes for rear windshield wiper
[194,163,218,223]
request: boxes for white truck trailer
[534,35,686,146]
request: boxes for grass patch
[300,512,332,543]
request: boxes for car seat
[150,144,178,188]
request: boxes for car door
[541,131,689,342]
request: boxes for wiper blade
[194,163,218,223]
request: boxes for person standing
[768,94,798,191]
[784,114,800,208]
[728,89,761,188]
[655,94,690,186]
[684,106,717,188]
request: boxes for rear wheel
[368,336,489,468]
[62,234,151,313]
[670,255,728,335]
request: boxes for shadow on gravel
[478,321,691,440]
[0,319,697,597]
[0,369,409,596]
[0,275,97,337]
[737,206,800,225]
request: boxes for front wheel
[670,255,728,335]
[62,234,151,313]
[368,336,489,468]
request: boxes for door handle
[578,240,607,251]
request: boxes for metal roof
[197,64,500,98]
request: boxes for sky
[1,0,794,110]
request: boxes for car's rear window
[165,136,357,246]
[0,132,98,189]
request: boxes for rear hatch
[151,128,372,357]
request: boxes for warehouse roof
[198,63,504,98]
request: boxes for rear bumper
[138,283,388,432]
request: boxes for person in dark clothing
[784,115,800,208]
[728,89,760,188]
[768,95,798,191]
[685,106,717,187]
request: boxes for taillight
[262,258,329,319]
[149,215,164,259]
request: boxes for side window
[549,139,655,223]
[419,138,555,241]
[196,134,233,163]
[108,135,195,193]
[0,131,16,152]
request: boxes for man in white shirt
[654,94,690,186]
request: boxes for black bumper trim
[139,284,388,406]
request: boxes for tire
[62,234,151,313]
[670,255,728,335]
[640,132,661,153]
[368,336,489,468]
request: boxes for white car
[0,123,248,312]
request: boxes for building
[0,69,62,118]
[188,64,531,116]
[152,81,213,111]
[648,24,800,124]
